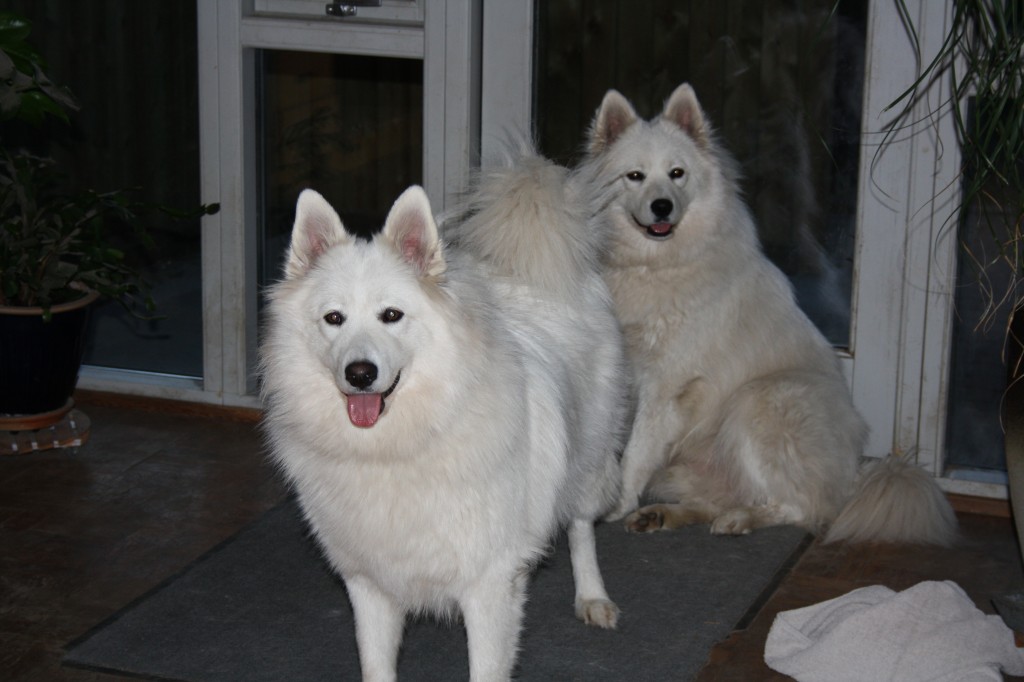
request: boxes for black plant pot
[0,290,98,425]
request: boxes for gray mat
[65,500,809,681]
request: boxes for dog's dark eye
[380,308,404,323]
[669,167,685,179]
[626,170,645,182]
[323,310,345,326]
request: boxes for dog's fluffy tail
[450,138,599,297]
[824,456,958,546]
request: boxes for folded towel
[764,580,1024,681]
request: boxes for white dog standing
[579,83,956,545]
[260,146,628,681]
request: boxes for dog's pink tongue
[650,222,673,235]
[347,393,383,428]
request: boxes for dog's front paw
[624,508,664,533]
[576,598,619,629]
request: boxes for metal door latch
[325,0,382,18]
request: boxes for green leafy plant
[886,0,1023,354]
[0,11,217,318]
[0,11,76,125]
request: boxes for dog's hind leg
[624,501,807,535]
[568,518,619,628]
[709,503,808,535]
[623,501,718,533]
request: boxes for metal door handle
[326,0,382,17]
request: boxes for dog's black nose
[651,198,673,220]
[345,361,378,390]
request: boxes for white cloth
[764,580,1024,681]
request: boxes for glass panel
[9,2,204,377]
[945,251,1011,474]
[945,97,1019,473]
[534,0,867,347]
[257,51,423,290]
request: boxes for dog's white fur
[579,83,957,545]
[260,147,628,681]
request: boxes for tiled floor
[2,392,1022,680]
[1,396,285,681]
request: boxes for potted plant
[0,11,217,430]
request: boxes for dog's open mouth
[634,217,675,239]
[647,222,674,238]
[346,372,401,428]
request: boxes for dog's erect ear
[662,83,708,145]
[286,189,353,279]
[381,186,446,279]
[588,89,638,154]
